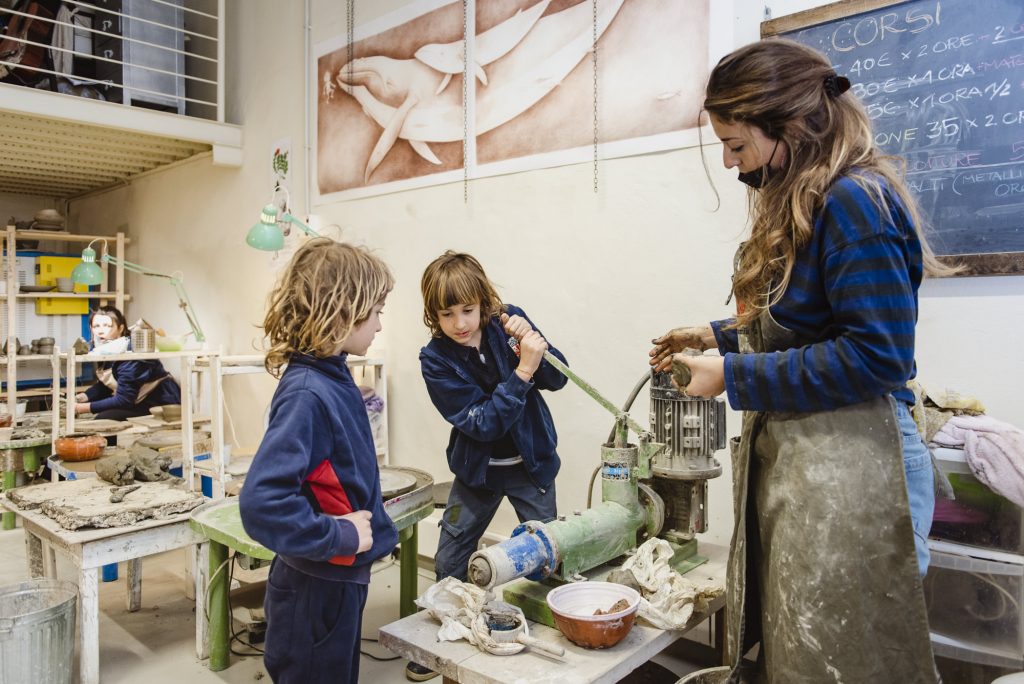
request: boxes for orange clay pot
[54,433,106,461]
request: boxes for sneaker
[405,661,438,681]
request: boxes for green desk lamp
[246,188,321,251]
[71,239,206,344]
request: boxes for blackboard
[763,0,1024,275]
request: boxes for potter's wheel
[136,430,209,449]
[380,467,418,498]
[75,419,130,434]
[381,466,434,526]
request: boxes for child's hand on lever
[516,330,547,380]
[500,312,532,340]
[501,312,547,380]
[338,510,374,553]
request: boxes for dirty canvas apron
[725,309,936,684]
[96,367,168,405]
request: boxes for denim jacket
[419,304,568,489]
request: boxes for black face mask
[737,140,780,189]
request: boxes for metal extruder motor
[468,365,725,590]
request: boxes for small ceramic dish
[19,285,55,293]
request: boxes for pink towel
[932,415,1024,508]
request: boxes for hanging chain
[462,0,469,204]
[592,0,599,194]
[346,0,354,89]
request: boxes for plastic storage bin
[924,542,1024,669]
[931,447,1024,554]
[0,578,78,684]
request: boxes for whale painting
[315,0,712,200]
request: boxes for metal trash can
[677,666,731,684]
[0,579,78,684]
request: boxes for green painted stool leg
[1,469,14,530]
[208,541,230,671]
[399,524,418,618]
[22,447,40,474]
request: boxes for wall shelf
[2,226,128,417]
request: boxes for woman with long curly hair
[649,40,948,683]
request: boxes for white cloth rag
[414,577,526,656]
[931,414,1024,507]
[620,538,724,630]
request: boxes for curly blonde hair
[704,39,956,325]
[421,251,504,338]
[263,239,393,376]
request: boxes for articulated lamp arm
[105,256,206,343]
[70,238,206,344]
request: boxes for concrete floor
[0,521,712,683]
[0,523,432,683]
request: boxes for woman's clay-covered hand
[649,325,715,371]
[671,353,725,397]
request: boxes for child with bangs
[239,238,398,684]
[407,251,568,681]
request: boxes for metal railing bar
[0,60,218,109]
[148,0,219,20]
[57,1,218,43]
[0,36,218,85]
[0,8,219,62]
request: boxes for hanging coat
[724,308,936,684]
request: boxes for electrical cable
[227,554,265,656]
[604,371,652,444]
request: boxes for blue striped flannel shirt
[711,174,922,413]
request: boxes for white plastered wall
[66,0,1024,557]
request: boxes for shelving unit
[1,226,131,417]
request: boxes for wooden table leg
[126,558,142,612]
[43,541,57,578]
[399,523,419,618]
[208,539,230,671]
[79,566,100,684]
[24,530,43,577]
[714,606,726,665]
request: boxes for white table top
[379,543,728,684]
[1,481,199,545]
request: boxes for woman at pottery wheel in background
[648,40,954,683]
[73,305,182,421]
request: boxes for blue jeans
[896,401,934,576]
[435,464,556,581]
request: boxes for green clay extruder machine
[466,351,725,617]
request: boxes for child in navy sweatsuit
[419,251,568,580]
[239,239,397,684]
[409,251,568,680]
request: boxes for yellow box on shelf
[36,256,89,315]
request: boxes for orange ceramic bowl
[546,581,641,649]
[54,433,106,461]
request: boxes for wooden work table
[379,542,728,684]
[0,481,206,684]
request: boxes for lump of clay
[606,568,642,594]
[95,451,135,486]
[129,444,173,482]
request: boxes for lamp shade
[71,247,104,285]
[246,204,285,251]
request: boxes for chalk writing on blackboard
[764,0,1024,275]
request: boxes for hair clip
[823,72,851,98]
